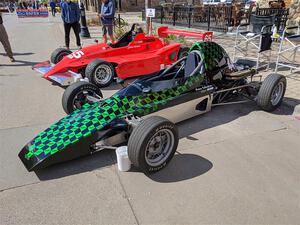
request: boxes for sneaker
[77,46,82,50]
[10,57,15,62]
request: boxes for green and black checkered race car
[19,42,286,173]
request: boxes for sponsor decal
[16,9,49,18]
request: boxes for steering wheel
[130,23,144,41]
[130,23,138,32]
[148,57,187,82]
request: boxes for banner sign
[16,9,49,18]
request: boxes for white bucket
[116,146,131,172]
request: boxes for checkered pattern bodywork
[19,42,225,171]
[190,42,229,72]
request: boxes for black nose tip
[18,145,38,172]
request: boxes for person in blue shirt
[60,0,64,8]
[50,0,56,17]
[99,0,115,44]
[61,0,81,49]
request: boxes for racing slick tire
[50,48,72,64]
[178,46,189,59]
[62,81,103,114]
[85,59,115,88]
[128,116,178,173]
[257,73,286,112]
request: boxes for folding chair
[233,14,275,70]
[275,25,300,73]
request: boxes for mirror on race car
[142,87,151,93]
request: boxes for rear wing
[158,26,213,41]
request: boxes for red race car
[33,24,213,87]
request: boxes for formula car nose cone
[18,131,97,172]
[18,145,42,172]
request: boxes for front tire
[62,81,103,114]
[128,116,178,173]
[85,59,115,88]
[257,73,286,112]
[50,48,72,64]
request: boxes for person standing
[99,0,115,44]
[61,0,81,50]
[23,1,28,9]
[60,0,64,8]
[50,0,56,16]
[0,13,15,62]
[18,1,23,9]
[8,2,15,13]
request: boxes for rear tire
[62,81,103,114]
[50,48,72,64]
[128,116,178,173]
[85,59,115,88]
[257,73,286,112]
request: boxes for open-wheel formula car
[19,42,286,173]
[33,24,213,88]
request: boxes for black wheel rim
[72,90,101,110]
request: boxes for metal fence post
[207,6,210,31]
[173,6,176,26]
[188,5,192,28]
[161,6,163,24]
[227,5,232,31]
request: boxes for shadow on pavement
[101,82,123,91]
[35,149,115,181]
[178,103,254,139]
[0,52,34,56]
[179,101,295,139]
[0,59,39,67]
[34,101,296,181]
[271,64,300,73]
[281,97,300,114]
[148,153,213,183]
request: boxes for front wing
[33,61,83,86]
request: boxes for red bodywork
[42,27,213,81]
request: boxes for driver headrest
[184,50,202,78]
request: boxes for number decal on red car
[68,51,84,59]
